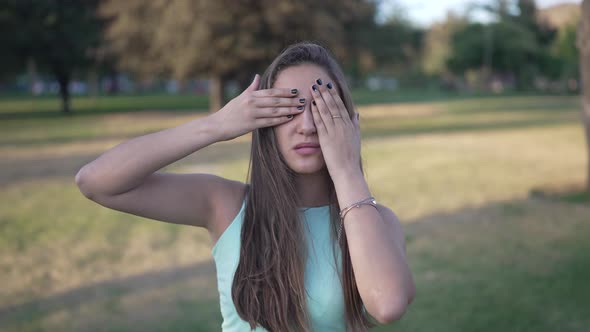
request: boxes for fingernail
[326,82,332,89]
[312,85,318,91]
[297,105,304,110]
[287,114,293,119]
[291,89,298,94]
[316,79,323,85]
[299,98,305,104]
[312,100,316,106]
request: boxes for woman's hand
[309,79,361,180]
[212,74,306,141]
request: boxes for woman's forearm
[332,171,415,323]
[76,113,225,196]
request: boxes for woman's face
[273,64,333,175]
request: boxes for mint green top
[211,198,346,331]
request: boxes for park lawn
[0,95,588,331]
[0,94,210,115]
[0,88,569,115]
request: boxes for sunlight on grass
[364,124,585,220]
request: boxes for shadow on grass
[361,116,578,140]
[1,108,578,149]
[449,98,579,114]
[0,107,208,121]
[0,93,211,120]
[1,113,579,187]
[351,90,576,106]
[1,130,195,148]
[0,260,221,332]
[374,196,590,332]
[529,183,590,205]
[0,132,151,148]
[2,196,589,332]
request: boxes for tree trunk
[209,75,225,113]
[56,72,71,114]
[579,0,590,190]
[88,68,99,97]
[27,57,37,95]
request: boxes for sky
[378,0,582,27]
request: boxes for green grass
[0,93,210,116]
[0,89,574,117]
[374,199,590,332]
[562,190,590,203]
[0,94,588,331]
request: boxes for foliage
[421,12,468,76]
[0,0,104,113]
[448,21,538,75]
[99,0,377,109]
[553,24,579,77]
[0,0,584,103]
[446,0,560,90]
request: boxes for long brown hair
[231,42,374,331]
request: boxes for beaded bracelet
[337,196,378,242]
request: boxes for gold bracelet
[337,196,377,242]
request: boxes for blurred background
[1,0,589,331]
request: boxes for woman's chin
[291,163,326,175]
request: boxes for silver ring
[332,115,342,119]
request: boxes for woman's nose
[297,106,317,135]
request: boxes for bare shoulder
[376,204,406,256]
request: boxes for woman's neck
[294,170,333,207]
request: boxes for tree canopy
[0,0,103,113]
[446,0,559,89]
[100,0,377,111]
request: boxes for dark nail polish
[312,100,316,106]
[326,82,333,89]
[312,85,318,91]
[291,89,298,94]
[299,98,305,104]
[316,79,323,85]
[297,105,304,110]
[287,114,293,119]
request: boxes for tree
[578,0,590,190]
[0,0,103,113]
[448,0,558,89]
[447,21,538,86]
[551,23,579,80]
[369,14,424,77]
[422,12,468,76]
[515,0,556,47]
[100,0,375,113]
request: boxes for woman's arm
[333,172,416,324]
[307,80,415,324]
[75,114,224,197]
[75,75,305,228]
[74,114,238,228]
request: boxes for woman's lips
[294,146,320,155]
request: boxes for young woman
[76,42,415,331]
